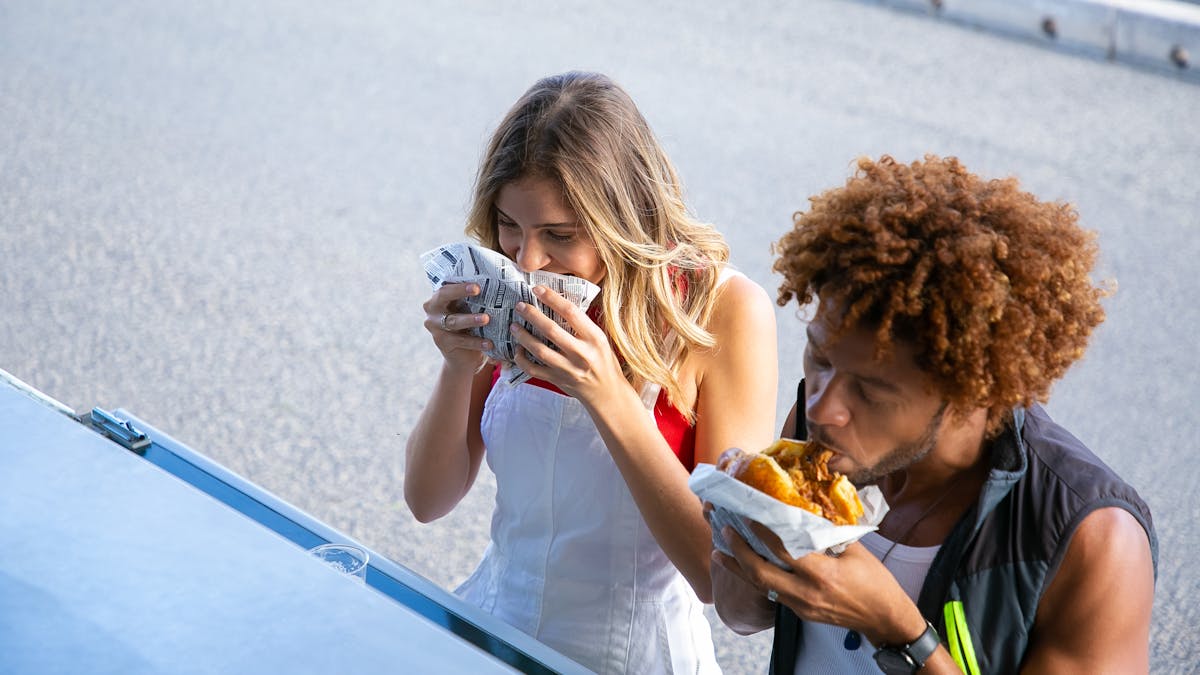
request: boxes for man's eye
[856,383,895,409]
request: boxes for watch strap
[904,620,940,666]
[873,620,939,673]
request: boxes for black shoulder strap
[770,380,808,675]
[770,602,802,675]
[792,379,807,440]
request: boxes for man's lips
[806,427,843,455]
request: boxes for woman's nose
[806,377,851,428]
[515,237,549,272]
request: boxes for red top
[488,299,698,470]
[509,373,697,471]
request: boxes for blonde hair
[465,72,729,419]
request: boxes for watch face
[873,648,917,674]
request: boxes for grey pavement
[2,1,1198,673]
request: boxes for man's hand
[712,520,926,648]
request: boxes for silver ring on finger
[440,313,451,331]
[766,589,779,603]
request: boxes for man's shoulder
[1019,405,1141,500]
[1000,405,1156,571]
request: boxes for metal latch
[89,408,151,452]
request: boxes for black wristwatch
[872,620,940,674]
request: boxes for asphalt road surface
[3,1,1198,672]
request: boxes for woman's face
[494,176,606,285]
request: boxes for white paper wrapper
[689,462,889,570]
[420,242,602,385]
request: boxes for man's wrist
[872,620,940,674]
[865,606,928,648]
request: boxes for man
[711,155,1156,674]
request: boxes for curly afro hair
[774,155,1108,437]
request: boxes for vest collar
[970,407,1029,533]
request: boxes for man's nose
[805,376,851,428]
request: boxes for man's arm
[1020,507,1155,674]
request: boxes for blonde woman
[404,72,777,673]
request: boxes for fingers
[507,293,578,372]
[437,281,484,304]
[423,283,490,335]
[718,526,790,603]
[529,283,576,314]
[433,310,490,334]
[527,286,603,339]
[746,520,799,566]
[423,309,490,337]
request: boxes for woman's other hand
[511,285,627,405]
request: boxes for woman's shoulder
[709,267,774,325]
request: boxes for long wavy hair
[774,155,1108,437]
[465,72,729,419]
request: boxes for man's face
[802,301,948,485]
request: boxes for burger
[717,438,864,526]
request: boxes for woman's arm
[512,276,778,601]
[711,399,800,632]
[403,282,495,523]
[403,363,493,522]
[690,274,780,467]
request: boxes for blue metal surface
[114,408,590,675]
[0,378,589,674]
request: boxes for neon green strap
[943,601,981,675]
[943,603,966,672]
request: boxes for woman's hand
[510,285,627,405]
[422,282,493,372]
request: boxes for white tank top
[456,379,720,674]
[457,268,744,674]
[792,532,940,674]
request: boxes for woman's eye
[497,219,517,229]
[546,231,574,243]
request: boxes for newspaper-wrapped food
[420,242,602,385]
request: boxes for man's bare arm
[1021,507,1155,674]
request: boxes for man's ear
[945,404,989,435]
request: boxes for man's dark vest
[770,403,1158,675]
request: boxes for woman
[405,71,777,673]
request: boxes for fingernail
[515,302,527,312]
[510,323,520,333]
[481,341,492,350]
[531,286,545,296]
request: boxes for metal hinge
[89,407,151,452]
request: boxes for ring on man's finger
[440,313,451,330]
[766,589,779,603]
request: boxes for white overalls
[456,377,721,674]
